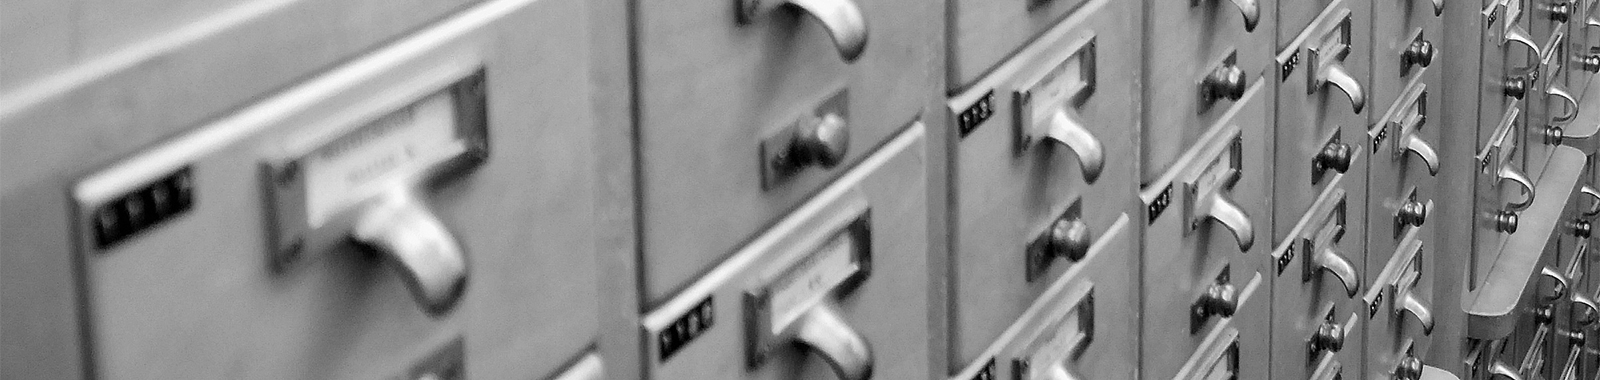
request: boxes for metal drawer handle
[1498,165,1535,210]
[1310,321,1346,353]
[1202,192,1254,252]
[1403,40,1436,69]
[351,188,469,316]
[1581,185,1600,218]
[792,301,874,380]
[1317,62,1366,113]
[1047,110,1106,183]
[1402,133,1440,176]
[1504,25,1541,58]
[1227,0,1261,32]
[1313,247,1360,297]
[1539,267,1571,304]
[1546,84,1578,124]
[1588,15,1600,28]
[1490,361,1525,380]
[1398,289,1436,335]
[1572,293,1599,328]
[739,0,869,62]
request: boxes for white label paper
[769,232,860,333]
[303,91,462,226]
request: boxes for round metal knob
[1315,141,1354,173]
[1582,55,1600,72]
[1505,77,1528,99]
[794,113,850,168]
[1394,356,1423,380]
[1545,125,1566,145]
[1404,40,1435,68]
[1398,201,1428,227]
[1535,306,1555,325]
[1549,2,1572,22]
[1496,211,1520,233]
[1201,283,1239,318]
[1048,218,1092,262]
[1311,322,1345,352]
[1203,66,1247,102]
[1573,219,1592,238]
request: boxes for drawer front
[947,0,1092,89]
[1139,85,1271,379]
[1478,0,1539,179]
[945,0,1138,363]
[1142,0,1276,182]
[1,0,480,94]
[633,0,940,303]
[1365,75,1445,377]
[1266,174,1367,380]
[641,125,930,380]
[947,216,1139,380]
[1273,0,1372,248]
[67,0,599,378]
[1362,225,1439,379]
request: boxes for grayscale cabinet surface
[3,0,603,378]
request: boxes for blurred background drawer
[630,0,941,304]
[1,0,480,94]
[42,0,602,378]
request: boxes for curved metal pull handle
[739,0,869,62]
[1490,361,1525,380]
[1588,15,1600,28]
[351,188,469,316]
[1402,133,1441,176]
[1539,267,1571,304]
[1498,165,1536,210]
[1571,293,1599,328]
[1047,110,1106,184]
[1504,25,1542,58]
[1398,290,1436,335]
[1314,247,1360,297]
[1320,63,1366,113]
[1581,185,1600,218]
[792,301,874,380]
[1225,0,1261,32]
[1547,84,1579,123]
[1203,194,1255,252]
